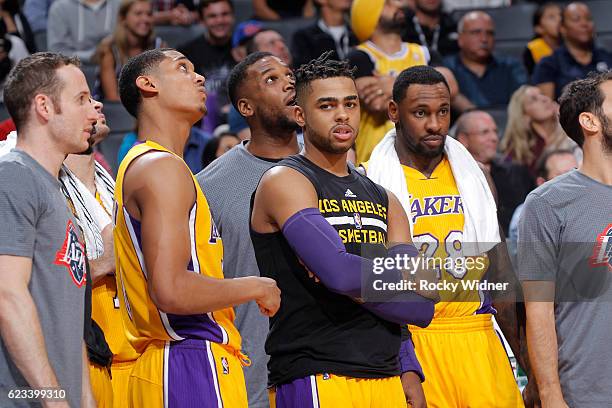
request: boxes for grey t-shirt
[197,141,279,408]
[0,150,86,408]
[518,169,612,407]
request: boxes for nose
[335,105,349,123]
[426,114,441,134]
[195,72,205,86]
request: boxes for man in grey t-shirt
[0,53,98,407]
[197,52,300,408]
[519,72,612,407]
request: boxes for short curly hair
[294,51,355,104]
[559,71,612,147]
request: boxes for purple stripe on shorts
[166,313,225,343]
[275,376,319,408]
[167,339,222,408]
[475,290,497,315]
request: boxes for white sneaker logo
[345,189,356,198]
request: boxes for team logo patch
[322,373,331,380]
[54,220,87,288]
[590,223,612,271]
[344,188,356,198]
[221,357,229,375]
[209,218,221,244]
[353,213,363,229]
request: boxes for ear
[536,176,546,186]
[294,105,306,128]
[388,100,399,123]
[135,75,157,95]
[33,94,53,122]
[237,98,254,118]
[578,112,600,135]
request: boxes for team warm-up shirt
[113,141,241,355]
[403,156,493,319]
[250,155,402,386]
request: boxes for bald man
[443,11,527,108]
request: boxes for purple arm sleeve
[282,208,434,327]
[399,337,425,382]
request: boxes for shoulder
[197,143,245,181]
[48,0,70,12]
[525,170,579,209]
[257,164,313,196]
[442,53,459,68]
[493,54,522,68]
[125,150,193,190]
[0,153,40,198]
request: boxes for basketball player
[197,51,300,408]
[114,48,280,407]
[366,65,523,407]
[250,54,437,407]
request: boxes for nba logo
[322,373,331,380]
[353,213,362,229]
[221,357,229,375]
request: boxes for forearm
[525,302,563,401]
[151,274,264,315]
[88,253,115,283]
[361,297,434,327]
[0,291,59,389]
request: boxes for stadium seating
[233,0,254,23]
[261,18,317,55]
[155,24,206,48]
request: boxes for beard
[397,121,446,158]
[378,12,405,33]
[599,112,612,153]
[257,105,301,136]
[304,123,351,155]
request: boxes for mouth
[422,134,443,148]
[284,93,296,106]
[331,124,354,142]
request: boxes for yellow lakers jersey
[526,38,553,64]
[403,157,493,318]
[113,141,241,355]
[92,192,140,363]
[355,41,428,165]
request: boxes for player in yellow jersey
[367,66,524,407]
[114,48,281,408]
[64,98,140,408]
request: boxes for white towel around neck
[367,128,500,255]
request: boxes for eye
[414,110,425,118]
[320,104,331,110]
[346,101,357,108]
[266,76,276,84]
[440,107,449,116]
[179,63,188,72]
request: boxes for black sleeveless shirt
[250,155,401,386]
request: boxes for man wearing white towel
[365,65,524,407]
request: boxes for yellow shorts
[269,374,407,408]
[110,360,135,408]
[128,339,248,408]
[89,363,113,408]
[410,314,524,408]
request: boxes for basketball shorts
[89,362,113,408]
[410,314,524,408]
[270,373,407,408]
[127,338,248,408]
[109,360,135,408]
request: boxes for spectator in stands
[252,0,315,21]
[23,0,52,34]
[201,129,239,168]
[443,11,527,108]
[179,0,235,133]
[0,26,31,102]
[455,110,535,235]
[508,148,577,257]
[95,0,164,100]
[228,28,293,139]
[443,0,508,10]
[1,0,36,52]
[401,0,458,57]
[47,0,119,63]
[348,0,464,164]
[291,0,357,69]
[502,85,579,175]
[532,2,612,100]
[231,19,262,62]
[523,2,561,76]
[151,0,196,26]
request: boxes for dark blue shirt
[532,45,612,99]
[443,53,527,107]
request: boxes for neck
[246,124,299,159]
[566,40,593,58]
[303,143,349,177]
[579,139,612,185]
[395,136,443,177]
[531,119,558,144]
[126,30,146,51]
[138,109,193,157]
[415,8,440,28]
[64,153,97,194]
[206,32,229,47]
[320,6,345,27]
[15,130,67,178]
[370,29,403,54]
[459,52,488,76]
[540,34,560,49]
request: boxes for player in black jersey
[250,53,438,407]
